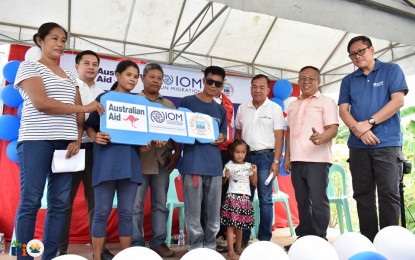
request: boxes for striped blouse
[14,61,79,141]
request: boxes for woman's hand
[84,101,104,115]
[95,132,111,145]
[65,141,81,159]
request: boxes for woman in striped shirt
[14,22,103,260]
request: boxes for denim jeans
[182,174,222,250]
[243,152,274,241]
[15,140,73,260]
[131,165,170,248]
[92,179,138,237]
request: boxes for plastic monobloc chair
[271,177,295,236]
[327,164,353,233]
[251,177,295,240]
[165,169,185,247]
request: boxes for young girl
[85,60,142,260]
[220,139,257,259]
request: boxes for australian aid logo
[106,101,147,132]
[12,239,44,257]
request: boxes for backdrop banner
[60,53,253,104]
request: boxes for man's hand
[351,121,372,138]
[283,157,291,174]
[309,127,323,145]
[211,133,226,146]
[271,162,280,177]
[359,130,380,145]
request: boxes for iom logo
[163,74,174,85]
[150,110,166,123]
[150,110,184,123]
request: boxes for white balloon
[332,232,376,260]
[240,241,289,260]
[52,254,88,260]
[113,246,163,260]
[288,235,339,260]
[373,225,415,260]
[283,96,297,113]
[25,46,42,61]
[181,248,225,260]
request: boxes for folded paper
[52,149,85,173]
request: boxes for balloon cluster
[270,79,295,113]
[283,226,415,260]
[0,60,22,163]
[270,79,295,176]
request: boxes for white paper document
[51,149,85,173]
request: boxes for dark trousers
[59,143,95,252]
[349,147,404,241]
[291,162,330,238]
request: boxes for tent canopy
[1,0,414,95]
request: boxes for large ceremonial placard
[100,91,218,145]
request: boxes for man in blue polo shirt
[179,66,227,251]
[338,35,408,242]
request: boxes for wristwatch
[273,159,280,164]
[368,117,376,126]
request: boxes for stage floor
[2,227,341,259]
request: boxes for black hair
[299,66,321,80]
[110,60,140,91]
[251,74,270,87]
[143,63,164,77]
[299,66,320,75]
[204,66,226,81]
[228,139,250,162]
[33,22,68,48]
[347,36,373,53]
[75,50,100,65]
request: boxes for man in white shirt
[235,74,284,245]
[58,50,113,259]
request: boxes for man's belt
[250,149,274,155]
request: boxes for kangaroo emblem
[124,115,139,128]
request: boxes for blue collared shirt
[338,59,408,148]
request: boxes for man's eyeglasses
[299,77,319,83]
[348,46,371,59]
[205,77,224,88]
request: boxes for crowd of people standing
[11,21,408,260]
